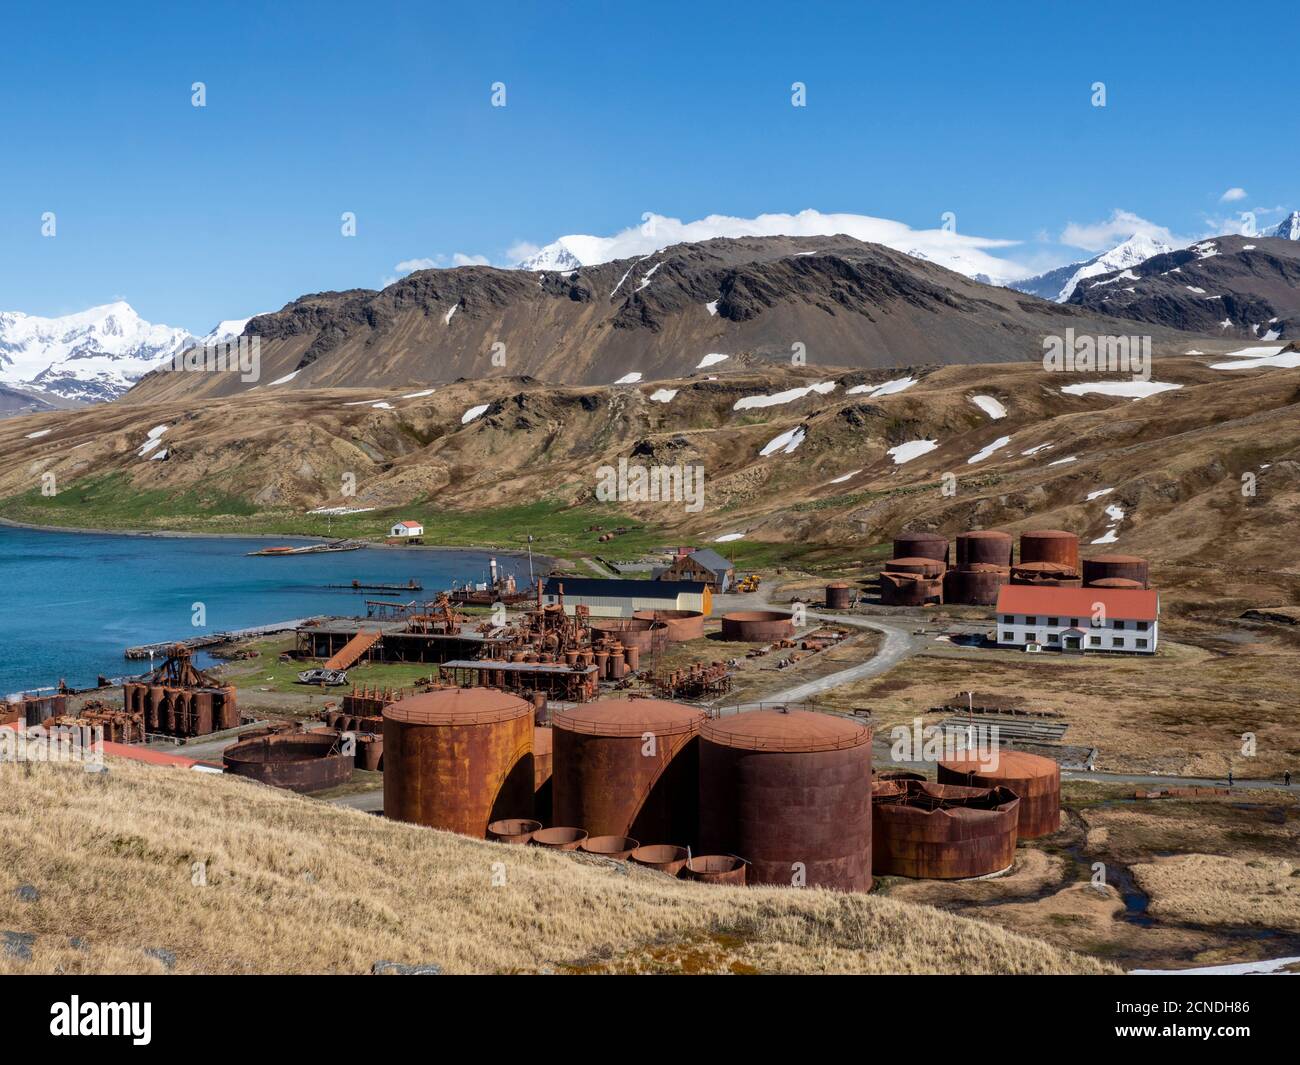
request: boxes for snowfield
[760,426,807,456]
[847,376,916,399]
[648,388,678,403]
[733,381,836,411]
[969,395,1007,419]
[887,439,939,465]
[696,353,729,369]
[1061,381,1183,399]
[461,404,490,424]
[967,435,1011,464]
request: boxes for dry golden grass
[0,757,1115,975]
[1131,854,1300,932]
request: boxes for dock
[124,617,327,660]
[326,579,423,593]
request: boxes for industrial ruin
[122,646,239,739]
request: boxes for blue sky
[2,0,1295,332]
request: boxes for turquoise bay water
[0,526,531,694]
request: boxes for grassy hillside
[0,758,1115,975]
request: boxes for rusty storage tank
[383,688,535,837]
[551,698,704,844]
[893,531,949,564]
[630,844,689,876]
[883,556,945,578]
[633,609,706,641]
[955,530,1013,568]
[531,827,587,850]
[222,731,353,793]
[581,835,640,860]
[943,564,1008,605]
[825,582,853,610]
[488,818,542,844]
[879,572,943,606]
[1010,561,1082,587]
[1082,554,1150,588]
[590,616,668,652]
[698,709,872,892]
[720,610,794,641]
[1019,529,1080,573]
[533,725,553,825]
[684,855,748,885]
[871,779,1020,878]
[1088,577,1143,589]
[938,750,1061,839]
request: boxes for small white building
[389,520,424,540]
[995,586,1159,654]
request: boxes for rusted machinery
[698,709,872,892]
[122,646,238,738]
[3,692,68,727]
[1019,529,1080,574]
[531,827,587,850]
[629,844,690,875]
[942,564,1009,605]
[439,658,600,703]
[651,660,732,700]
[720,610,795,641]
[581,835,640,860]
[955,530,1013,568]
[223,731,353,793]
[893,531,949,564]
[632,609,706,642]
[488,818,541,844]
[879,571,943,606]
[67,701,145,743]
[871,779,1020,879]
[551,698,705,844]
[382,688,535,837]
[938,750,1062,838]
[825,582,853,610]
[1082,554,1150,588]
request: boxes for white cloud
[383,253,492,288]
[1219,187,1248,203]
[394,257,438,273]
[1059,210,1179,252]
[511,209,1030,283]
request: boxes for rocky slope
[5,345,1299,609]
[123,236,1195,404]
[1067,236,1300,341]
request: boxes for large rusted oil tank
[825,582,853,610]
[1082,554,1150,588]
[1019,530,1080,574]
[533,724,553,825]
[1087,577,1144,589]
[942,564,1008,605]
[632,609,706,641]
[879,572,943,606]
[383,688,535,837]
[938,750,1061,839]
[955,530,1013,568]
[1010,561,1082,587]
[871,779,1020,878]
[698,709,872,892]
[883,556,946,578]
[551,698,704,843]
[590,617,668,652]
[893,531,949,564]
[720,611,794,641]
[222,731,353,793]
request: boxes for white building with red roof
[388,520,424,540]
[995,585,1159,654]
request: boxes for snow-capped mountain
[511,210,1027,285]
[0,302,198,404]
[1265,211,1300,240]
[0,303,265,405]
[1011,234,1175,302]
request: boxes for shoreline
[0,516,558,568]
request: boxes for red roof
[995,584,1158,621]
[396,520,423,528]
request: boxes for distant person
[1286,770,1292,788]
[1227,769,1234,787]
